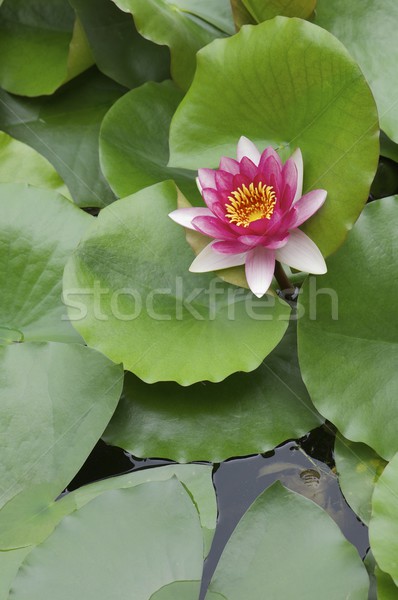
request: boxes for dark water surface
[67,426,369,598]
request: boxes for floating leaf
[9,480,205,600]
[0,464,216,558]
[0,342,123,511]
[64,181,290,385]
[0,0,93,96]
[230,0,255,27]
[0,183,92,344]
[100,81,198,200]
[169,17,379,256]
[0,132,68,197]
[70,0,170,88]
[375,565,398,600]
[207,481,369,599]
[298,197,398,460]
[111,0,228,89]
[243,0,316,21]
[0,547,31,600]
[370,451,398,586]
[150,581,226,599]
[0,70,125,207]
[313,0,398,142]
[334,435,387,525]
[103,323,322,462]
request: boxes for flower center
[225,182,276,228]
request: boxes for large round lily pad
[0,342,123,510]
[370,451,398,586]
[207,481,369,599]
[112,0,229,89]
[64,181,291,384]
[0,0,93,96]
[70,0,170,88]
[0,71,125,207]
[334,435,386,525]
[243,0,316,21]
[100,81,198,200]
[298,197,398,460]
[103,323,322,462]
[314,0,398,142]
[169,17,379,256]
[0,132,68,196]
[9,479,204,600]
[0,183,92,344]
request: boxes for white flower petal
[291,148,303,204]
[189,241,247,272]
[245,246,275,298]
[169,207,213,230]
[196,176,202,193]
[237,136,261,166]
[275,229,327,274]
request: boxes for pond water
[67,425,369,598]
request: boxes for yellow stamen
[225,182,276,228]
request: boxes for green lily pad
[230,0,255,27]
[0,70,125,207]
[64,181,291,384]
[370,451,398,586]
[375,566,398,600]
[0,183,92,343]
[0,463,216,558]
[0,132,69,197]
[9,479,205,600]
[112,0,228,90]
[100,81,198,200]
[169,17,379,256]
[380,131,398,163]
[0,342,123,511]
[298,197,398,460]
[103,323,322,462]
[0,0,93,96]
[207,481,369,599]
[70,0,170,88]
[150,581,226,600]
[334,435,387,525]
[313,0,398,142]
[243,0,316,21]
[0,547,31,600]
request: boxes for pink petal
[262,235,290,250]
[245,247,275,298]
[215,169,234,191]
[289,189,327,228]
[196,177,202,193]
[275,229,327,274]
[259,147,282,171]
[198,168,216,191]
[169,207,213,230]
[237,136,261,165]
[239,234,289,250]
[202,188,224,212]
[280,157,298,210]
[258,155,282,181]
[291,148,303,204]
[189,241,247,273]
[192,216,237,240]
[257,156,282,196]
[212,240,249,254]
[239,156,258,180]
[232,173,252,190]
[219,156,240,175]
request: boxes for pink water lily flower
[169,136,327,297]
